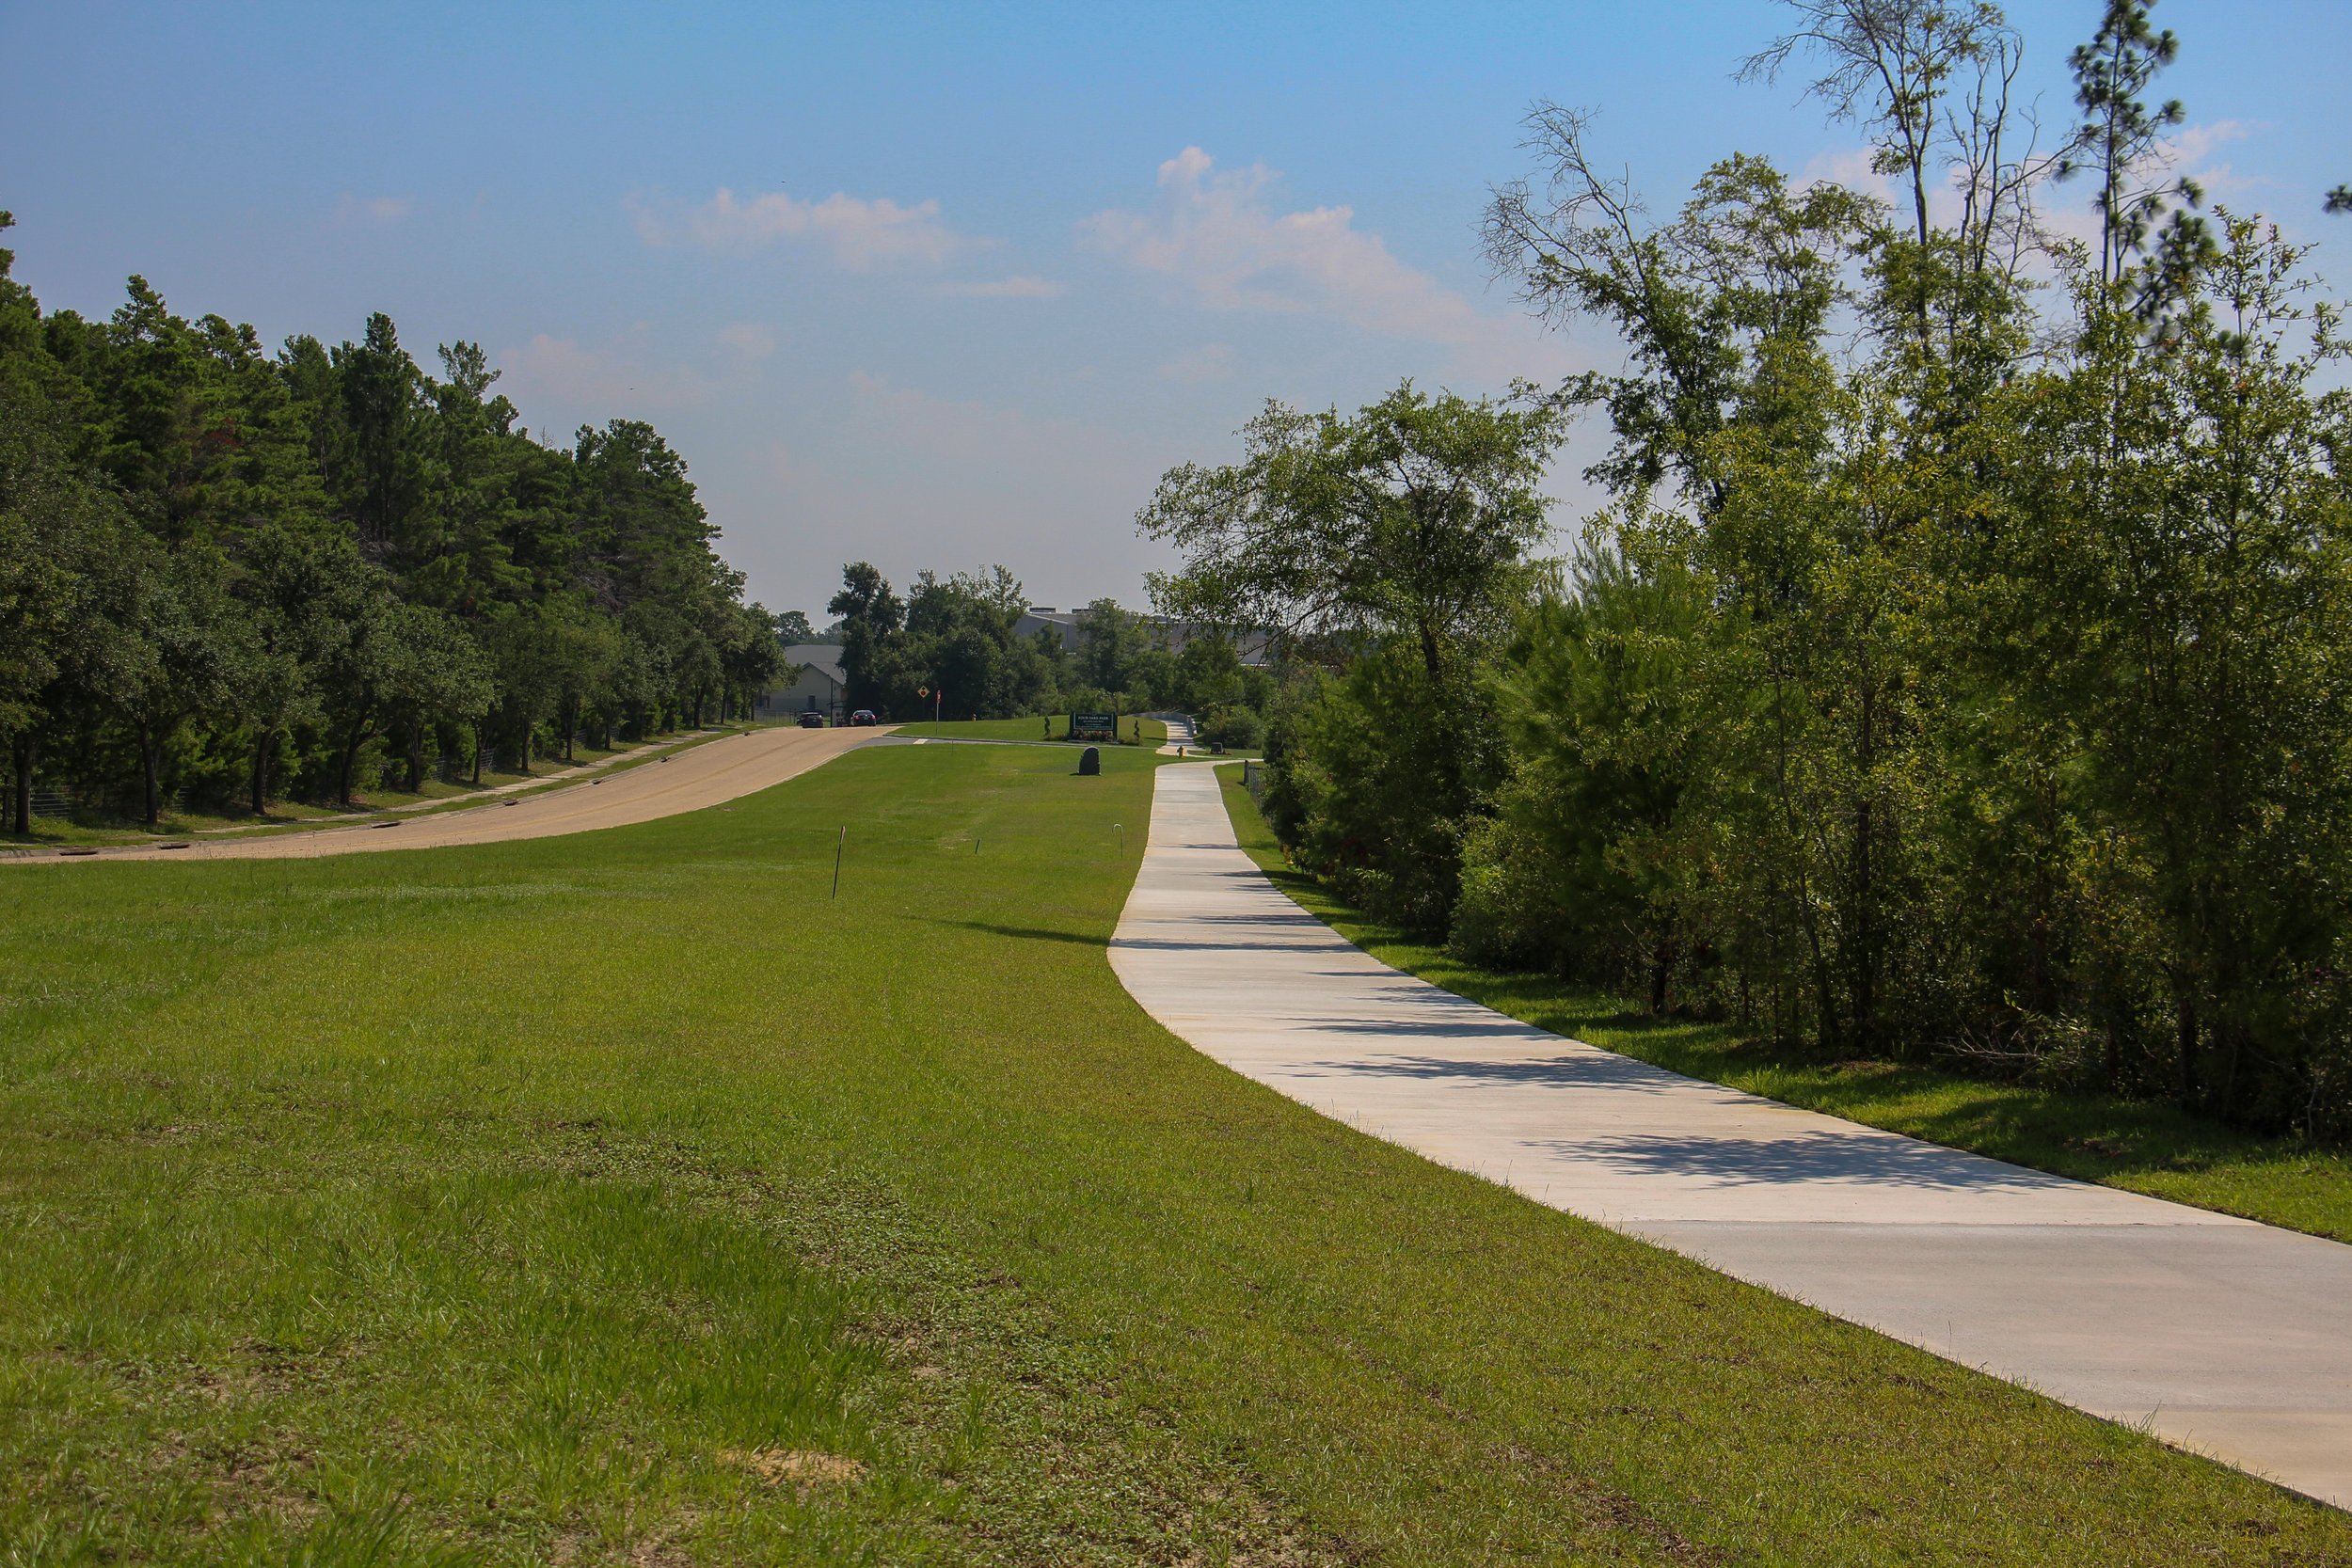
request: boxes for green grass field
[890,715,1164,745]
[3,744,2346,1563]
[889,715,1072,741]
[1218,764,2352,1243]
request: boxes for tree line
[823,562,1270,743]
[1,219,785,832]
[1146,0,2352,1136]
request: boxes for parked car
[797,710,827,728]
[849,709,878,726]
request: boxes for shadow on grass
[1215,765,2352,1241]
[1401,956,2344,1221]
[934,918,1105,947]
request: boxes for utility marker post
[831,825,846,897]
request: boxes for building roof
[785,643,845,681]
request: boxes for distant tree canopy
[820,562,1266,725]
[0,214,783,827]
[1140,383,1568,923]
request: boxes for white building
[755,643,848,721]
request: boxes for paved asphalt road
[1110,761,2352,1510]
[7,725,883,865]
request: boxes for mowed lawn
[1215,768,2352,1244]
[888,716,1072,741]
[2,746,2346,1565]
[890,716,1167,745]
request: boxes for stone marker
[1078,746,1102,776]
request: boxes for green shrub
[1197,706,1263,749]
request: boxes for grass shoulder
[890,715,1073,742]
[891,715,1164,746]
[4,745,2344,1560]
[1216,763,2352,1243]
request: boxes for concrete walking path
[1108,762,2352,1509]
[8,725,884,865]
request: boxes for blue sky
[5,1,2345,620]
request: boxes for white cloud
[498,334,718,412]
[630,186,971,270]
[713,372,1177,613]
[1081,147,1560,378]
[715,322,777,360]
[931,274,1067,299]
[334,194,412,225]
[1800,119,2268,255]
[2165,119,2268,205]
[2169,119,2252,172]
[1158,342,1233,383]
[845,370,1130,468]
[753,441,795,485]
[1794,148,1890,203]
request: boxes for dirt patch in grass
[721,1449,866,1489]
